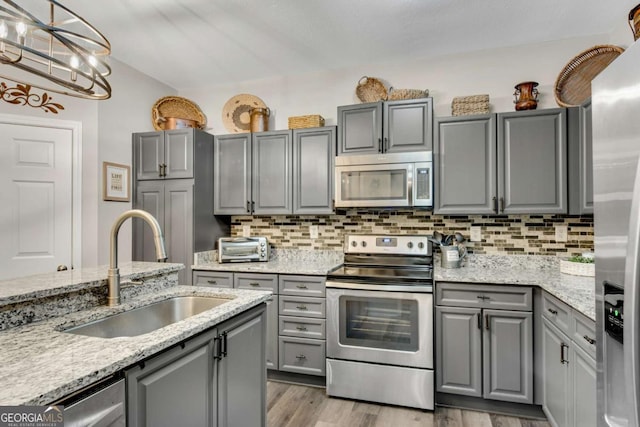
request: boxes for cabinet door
[571,345,596,427]
[435,306,482,397]
[214,134,251,215]
[542,317,571,427]
[133,181,165,264]
[498,109,567,214]
[483,309,533,404]
[134,132,164,180]
[337,102,383,155]
[164,180,194,285]
[266,295,279,370]
[252,130,292,214]
[568,102,593,215]
[292,127,335,214]
[126,330,216,427]
[434,115,497,214]
[192,271,233,288]
[384,98,433,153]
[217,306,266,427]
[164,129,194,179]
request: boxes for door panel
[133,182,164,264]
[134,132,163,180]
[337,103,382,155]
[542,317,571,427]
[164,181,193,285]
[252,131,292,214]
[384,99,432,153]
[292,127,335,214]
[214,134,251,215]
[165,129,194,179]
[0,124,73,279]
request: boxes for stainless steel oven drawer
[234,273,278,292]
[279,275,326,297]
[279,316,326,339]
[279,296,326,318]
[436,282,532,311]
[192,271,233,288]
[279,337,326,376]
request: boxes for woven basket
[554,45,624,107]
[560,259,595,277]
[152,96,206,131]
[388,87,429,100]
[355,76,388,103]
[451,94,490,116]
[288,115,325,129]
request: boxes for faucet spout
[108,209,166,306]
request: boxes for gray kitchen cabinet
[435,282,533,404]
[213,134,251,215]
[252,130,292,214]
[337,98,433,155]
[126,304,266,427]
[540,292,596,427]
[133,129,229,285]
[133,129,196,180]
[435,108,567,215]
[568,100,594,215]
[292,127,336,214]
[193,271,234,288]
[265,295,279,370]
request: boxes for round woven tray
[554,45,624,107]
[222,93,267,133]
[151,96,206,131]
[355,76,388,103]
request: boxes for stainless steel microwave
[334,152,433,208]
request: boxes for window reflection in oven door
[326,287,433,369]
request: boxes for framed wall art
[103,162,130,202]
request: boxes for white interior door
[0,122,74,280]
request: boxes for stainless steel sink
[64,296,231,338]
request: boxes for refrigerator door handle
[624,159,640,427]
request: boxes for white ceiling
[61,0,636,91]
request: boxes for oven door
[326,286,433,369]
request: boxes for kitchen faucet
[108,209,167,306]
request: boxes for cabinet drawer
[279,296,326,318]
[234,273,278,292]
[542,292,572,335]
[279,275,326,297]
[572,309,596,359]
[279,316,326,339]
[279,336,326,376]
[192,271,233,288]
[436,282,532,311]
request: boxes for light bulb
[15,21,27,37]
[70,55,79,69]
[0,20,7,39]
[88,55,97,67]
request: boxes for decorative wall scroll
[0,82,65,113]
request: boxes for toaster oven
[218,237,269,263]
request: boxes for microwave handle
[407,164,414,206]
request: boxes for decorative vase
[250,107,270,132]
[513,81,539,111]
[629,4,640,40]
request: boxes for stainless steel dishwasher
[56,375,125,427]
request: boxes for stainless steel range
[326,234,434,410]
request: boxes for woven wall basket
[355,76,388,103]
[554,45,624,107]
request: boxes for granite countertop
[0,262,184,306]
[434,255,595,320]
[193,248,344,275]
[0,285,271,406]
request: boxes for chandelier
[0,0,111,100]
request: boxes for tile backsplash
[230,210,593,256]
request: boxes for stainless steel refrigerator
[593,39,640,427]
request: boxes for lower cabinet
[126,305,266,427]
[541,292,596,427]
[435,282,533,404]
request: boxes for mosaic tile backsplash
[230,210,594,256]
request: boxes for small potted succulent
[560,253,595,277]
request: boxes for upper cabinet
[337,98,433,155]
[435,108,567,215]
[214,127,336,215]
[133,128,196,180]
[568,101,593,215]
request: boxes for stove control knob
[351,241,357,247]
[361,241,367,247]
[407,242,414,249]
[418,242,425,249]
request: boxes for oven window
[340,169,407,201]
[339,295,419,351]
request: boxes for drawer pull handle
[296,305,308,310]
[485,314,490,330]
[560,343,569,364]
[296,354,307,360]
[207,280,217,284]
[476,295,489,300]
[249,282,260,287]
[547,308,558,315]
[295,284,308,289]
[296,325,308,331]
[583,335,596,345]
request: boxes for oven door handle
[325,280,432,293]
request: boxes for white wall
[181,34,634,132]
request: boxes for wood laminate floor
[267,381,551,427]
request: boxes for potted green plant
[560,253,595,277]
